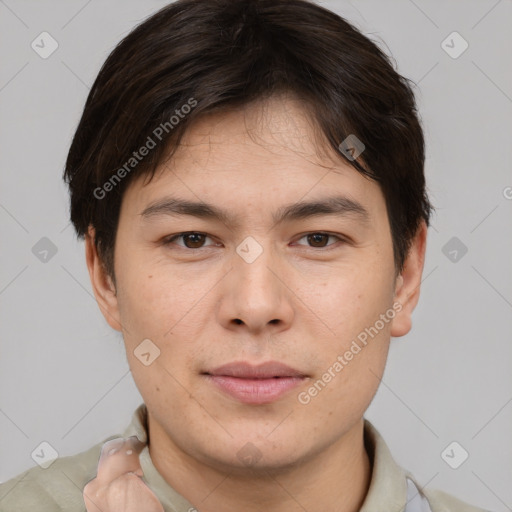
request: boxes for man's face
[88,95,419,472]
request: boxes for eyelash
[162,231,348,251]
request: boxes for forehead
[120,95,385,222]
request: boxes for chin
[207,448,307,475]
[194,433,313,474]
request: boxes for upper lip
[205,361,307,379]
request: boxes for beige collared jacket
[0,404,489,512]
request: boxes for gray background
[1,0,511,510]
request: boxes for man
[0,0,488,511]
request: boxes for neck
[148,416,372,512]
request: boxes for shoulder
[422,486,491,512]
[0,436,116,512]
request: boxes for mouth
[202,361,308,404]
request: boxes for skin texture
[84,94,427,512]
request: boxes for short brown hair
[63,0,432,284]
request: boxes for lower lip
[206,375,305,404]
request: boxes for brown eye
[295,232,344,249]
[307,233,331,248]
[181,233,207,248]
[164,232,215,249]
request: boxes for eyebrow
[139,195,370,227]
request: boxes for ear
[390,220,428,338]
[84,225,123,332]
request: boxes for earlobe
[390,221,428,338]
[84,226,123,332]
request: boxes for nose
[218,238,294,335]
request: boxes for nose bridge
[222,233,293,330]
[234,234,280,299]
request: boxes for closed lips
[204,361,307,379]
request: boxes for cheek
[304,261,394,340]
[115,254,200,338]
[297,275,393,434]
[298,259,394,405]
[116,276,166,339]
[115,259,215,386]
[116,269,201,404]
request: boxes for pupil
[186,233,204,248]
[309,233,327,247]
